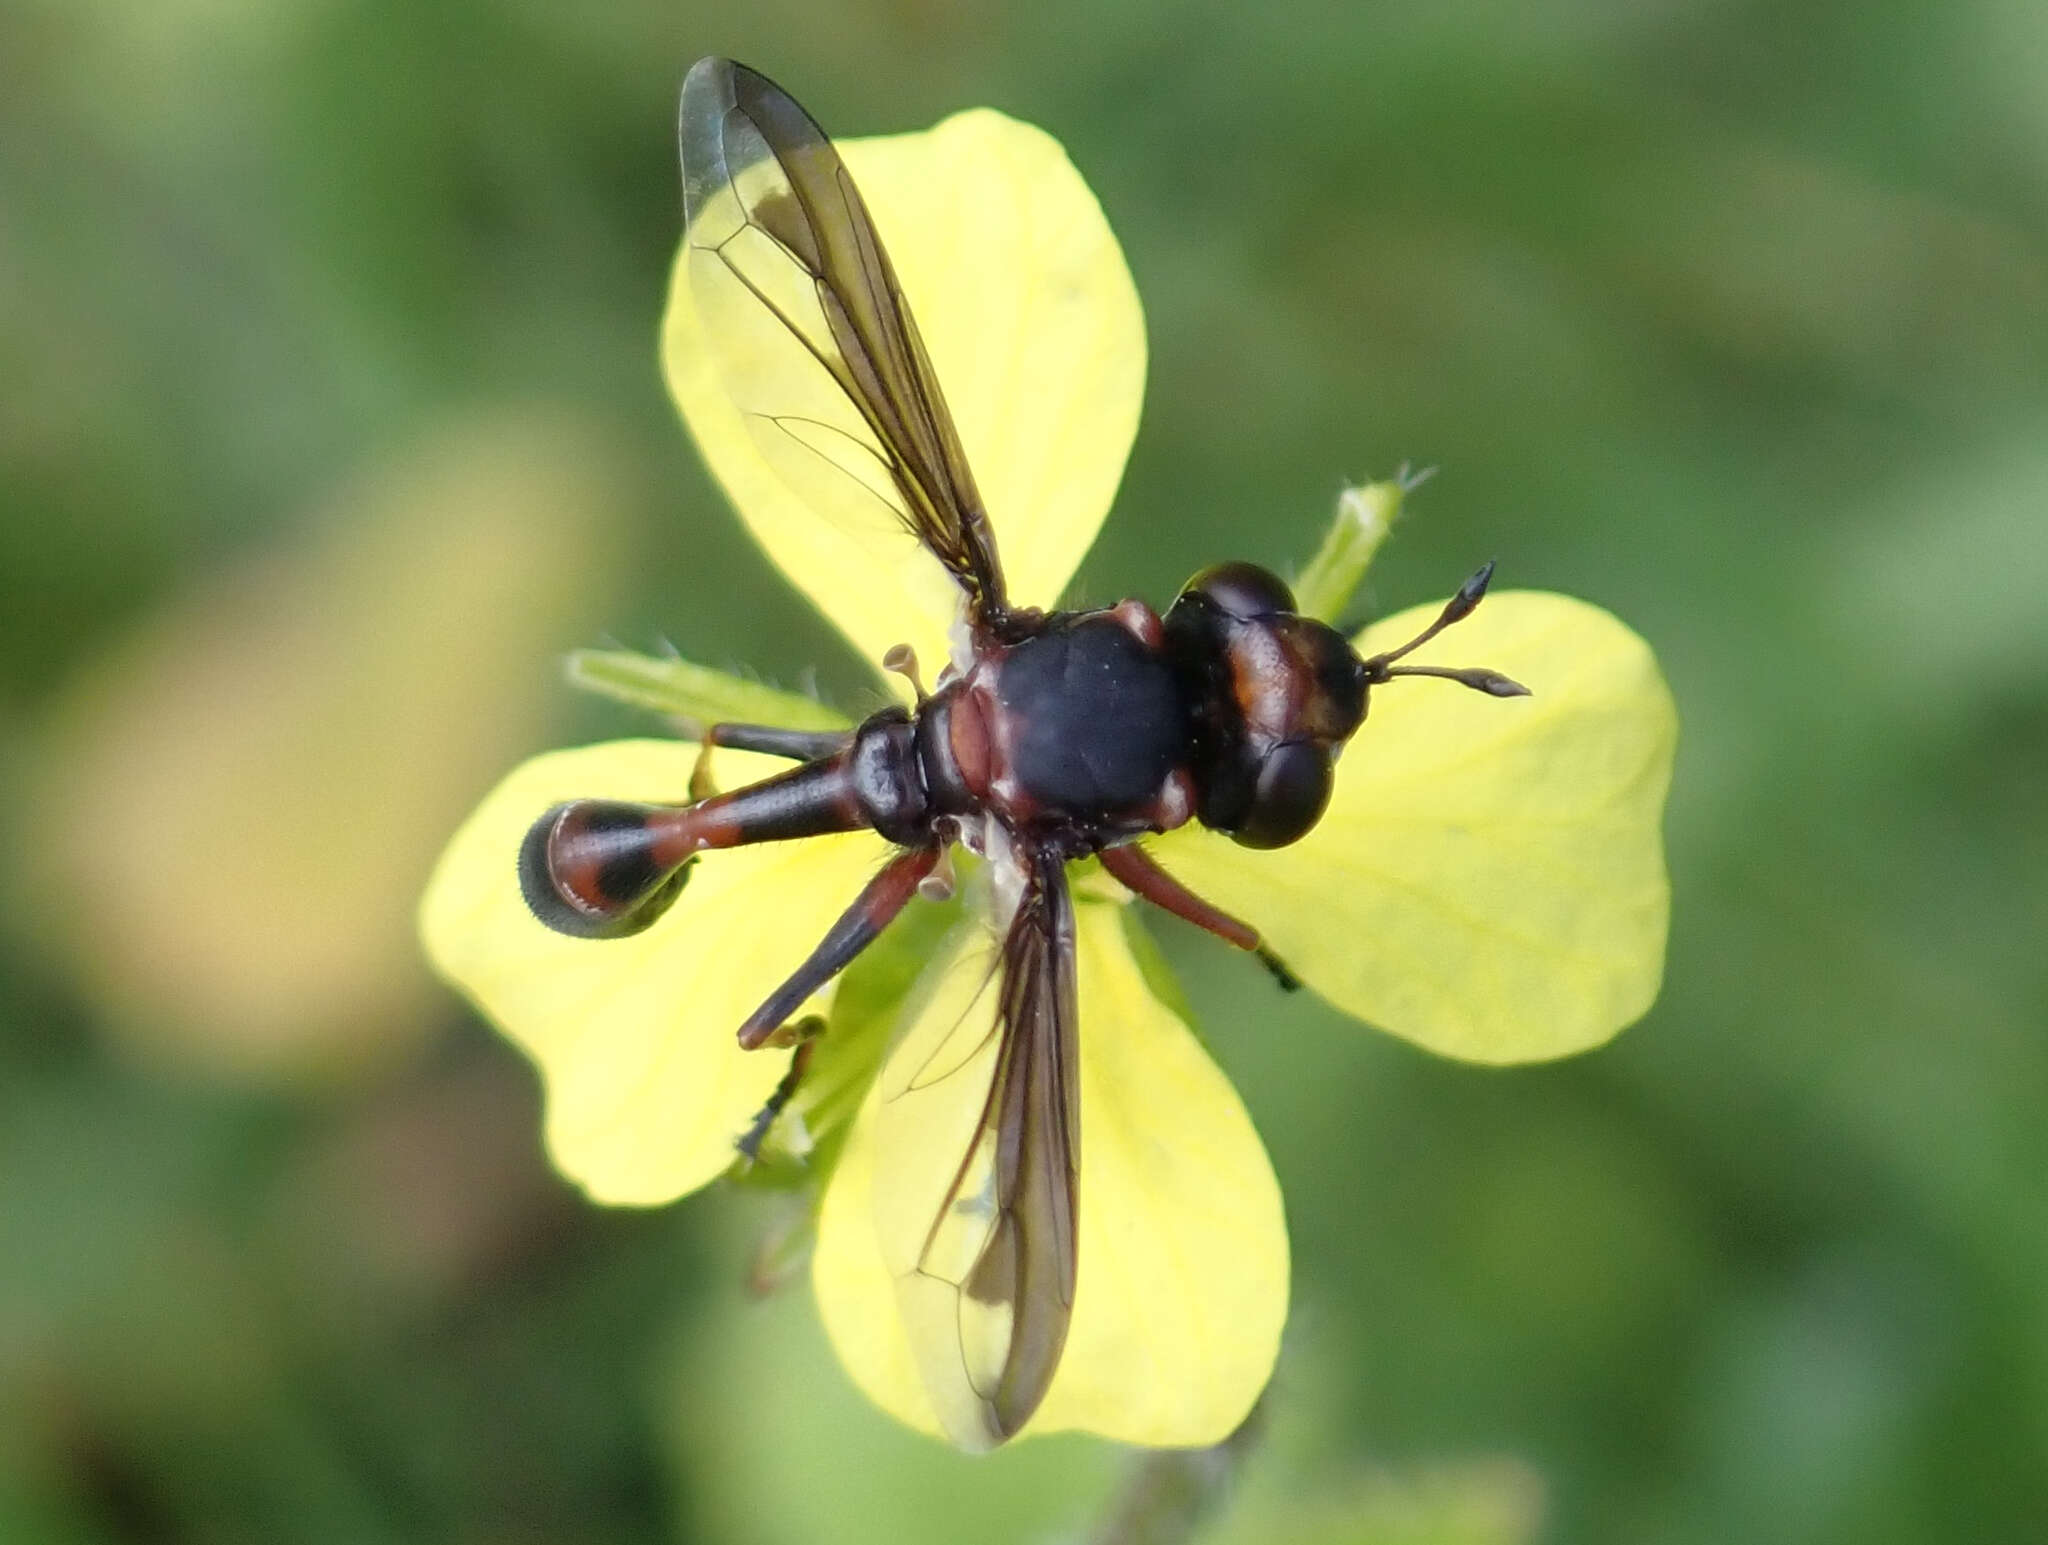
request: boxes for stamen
[687,740,717,801]
[759,1012,827,1051]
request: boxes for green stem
[1085,1400,1266,1545]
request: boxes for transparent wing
[871,845,1079,1450]
[678,57,1010,629]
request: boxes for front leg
[1099,843,1300,991]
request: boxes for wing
[871,843,1079,1449]
[677,57,1011,632]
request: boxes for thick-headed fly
[518,58,1526,1447]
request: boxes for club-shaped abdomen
[519,800,692,939]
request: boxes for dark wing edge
[913,843,1080,1446]
[678,57,1011,629]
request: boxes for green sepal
[565,648,850,730]
[1292,478,1410,626]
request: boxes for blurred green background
[5,0,2046,1540]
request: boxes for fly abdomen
[520,710,936,939]
[519,800,695,939]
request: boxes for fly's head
[1164,560,1527,849]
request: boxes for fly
[517,58,1527,1448]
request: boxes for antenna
[1357,562,1531,698]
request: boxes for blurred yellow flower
[18,409,629,1085]
[420,100,1673,1451]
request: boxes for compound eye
[1231,741,1333,849]
[1182,561,1295,620]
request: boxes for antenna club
[1442,560,1496,625]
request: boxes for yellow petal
[813,900,1287,1448]
[1155,591,1675,1063]
[420,739,895,1204]
[662,107,1145,679]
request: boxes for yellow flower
[420,90,1674,1452]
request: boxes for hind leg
[734,845,941,1049]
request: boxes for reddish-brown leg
[735,845,942,1048]
[1099,844,1300,991]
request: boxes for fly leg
[734,845,941,1048]
[732,842,942,1161]
[1098,844,1301,992]
[735,1031,820,1165]
[689,723,853,800]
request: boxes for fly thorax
[984,611,1191,821]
